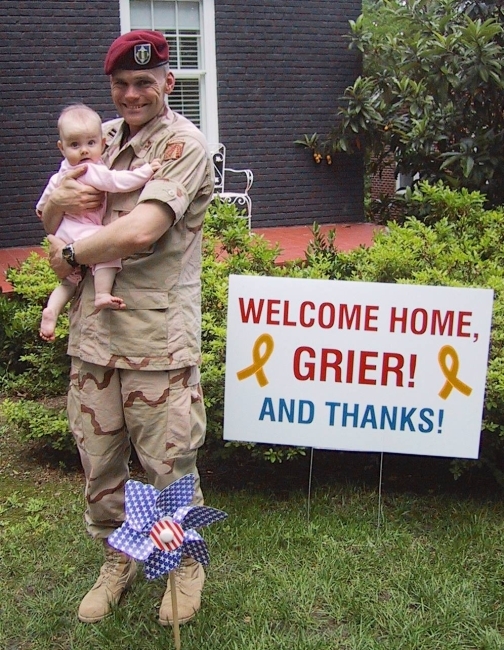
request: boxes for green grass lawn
[0,439,503,650]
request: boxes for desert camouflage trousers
[67,357,206,539]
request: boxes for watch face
[62,245,76,266]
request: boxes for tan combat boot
[158,557,205,626]
[78,541,137,623]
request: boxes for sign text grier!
[239,297,474,388]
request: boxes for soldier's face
[110,67,175,135]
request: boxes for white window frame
[396,171,420,194]
[119,0,219,143]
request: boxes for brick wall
[214,0,363,227]
[0,1,119,248]
[370,161,396,199]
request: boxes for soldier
[41,30,214,626]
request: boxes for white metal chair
[210,143,254,228]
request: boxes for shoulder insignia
[104,128,118,150]
[163,142,185,161]
[104,127,117,141]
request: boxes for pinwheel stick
[169,571,181,650]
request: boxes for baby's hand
[150,158,162,173]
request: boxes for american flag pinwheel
[108,474,227,580]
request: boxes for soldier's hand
[56,166,104,215]
[47,234,73,279]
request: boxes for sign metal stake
[307,447,314,522]
[377,452,385,530]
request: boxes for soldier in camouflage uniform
[41,30,214,626]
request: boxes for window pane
[170,78,200,127]
[178,2,200,29]
[130,1,152,28]
[180,33,199,69]
[153,1,176,28]
[164,32,179,69]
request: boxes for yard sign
[223,275,493,459]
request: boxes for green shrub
[1,250,69,398]
[0,291,27,379]
[0,398,72,452]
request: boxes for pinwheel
[108,474,227,580]
[108,474,227,649]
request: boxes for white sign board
[223,275,493,459]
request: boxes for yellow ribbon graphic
[237,333,274,387]
[438,345,473,400]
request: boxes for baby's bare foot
[94,293,126,310]
[40,307,57,342]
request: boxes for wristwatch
[61,243,79,268]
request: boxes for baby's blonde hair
[58,103,102,138]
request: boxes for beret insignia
[134,43,151,66]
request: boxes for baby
[37,103,160,341]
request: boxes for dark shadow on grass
[198,445,504,502]
[17,437,503,502]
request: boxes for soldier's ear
[165,71,175,95]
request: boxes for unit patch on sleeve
[163,142,185,161]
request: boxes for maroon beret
[104,30,169,75]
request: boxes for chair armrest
[225,167,254,193]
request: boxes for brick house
[0,0,363,249]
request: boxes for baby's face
[58,117,104,166]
